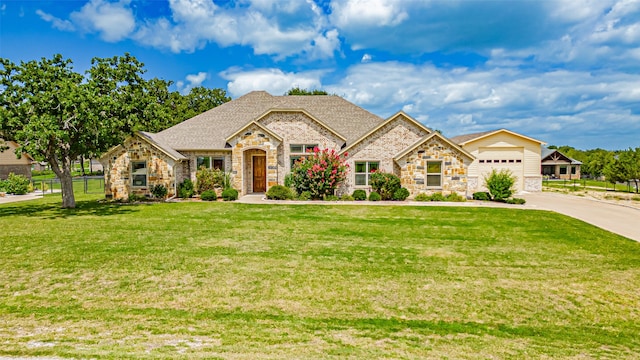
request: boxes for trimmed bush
[506,197,526,205]
[368,191,381,201]
[392,187,410,201]
[196,167,225,193]
[340,194,354,201]
[266,185,293,200]
[484,169,516,201]
[297,191,311,201]
[352,189,367,201]
[429,192,446,202]
[150,184,168,199]
[221,188,238,201]
[445,192,466,202]
[323,195,339,201]
[472,191,491,201]
[178,179,194,199]
[200,190,217,201]
[414,193,430,202]
[369,172,401,200]
[3,173,30,195]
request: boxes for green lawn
[1,194,639,359]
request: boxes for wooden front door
[253,156,266,192]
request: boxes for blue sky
[1,0,640,150]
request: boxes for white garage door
[477,147,524,192]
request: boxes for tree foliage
[290,147,349,199]
[286,87,329,95]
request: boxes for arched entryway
[243,148,267,194]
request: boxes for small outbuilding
[0,139,33,180]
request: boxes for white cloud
[220,68,324,97]
[176,71,208,94]
[361,53,372,63]
[330,0,408,28]
[36,10,75,32]
[325,61,640,148]
[69,0,136,42]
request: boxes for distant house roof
[153,91,385,150]
[450,129,545,146]
[541,146,582,165]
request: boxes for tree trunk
[80,155,86,176]
[49,154,76,209]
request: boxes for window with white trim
[197,156,224,170]
[290,144,317,168]
[426,161,442,187]
[354,161,379,186]
[132,161,147,187]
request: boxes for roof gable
[226,121,283,143]
[451,129,545,146]
[541,146,582,164]
[253,108,346,142]
[394,132,474,162]
[341,111,430,154]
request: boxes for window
[560,166,567,175]
[571,166,577,175]
[354,161,379,186]
[132,161,147,187]
[290,144,317,168]
[426,161,442,187]
[197,156,224,170]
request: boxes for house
[450,129,545,192]
[101,91,540,200]
[541,147,581,179]
[0,139,33,180]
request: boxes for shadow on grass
[0,200,144,219]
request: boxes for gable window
[354,161,379,186]
[197,156,224,170]
[426,161,442,187]
[290,144,317,168]
[132,161,147,187]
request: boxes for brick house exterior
[101,91,540,200]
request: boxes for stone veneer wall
[104,137,177,200]
[396,137,471,197]
[228,124,280,195]
[342,115,429,194]
[524,176,542,192]
[259,112,344,178]
[179,150,232,183]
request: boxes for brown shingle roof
[153,91,385,150]
[449,130,497,145]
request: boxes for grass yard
[1,194,639,359]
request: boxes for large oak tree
[0,54,174,208]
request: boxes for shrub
[445,192,466,202]
[200,190,218,201]
[266,185,293,200]
[368,191,381,201]
[221,188,238,201]
[128,193,146,202]
[284,173,294,189]
[323,195,339,201]
[429,192,446,201]
[506,197,526,205]
[352,189,367,201]
[150,184,168,199]
[369,172,401,200]
[472,191,491,201]
[178,179,194,199]
[414,193,430,202]
[4,173,30,195]
[340,194,354,201]
[297,191,312,200]
[290,147,349,199]
[484,169,516,201]
[0,180,6,193]
[196,167,225,193]
[392,187,410,201]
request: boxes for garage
[477,147,524,191]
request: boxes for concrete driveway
[520,192,640,242]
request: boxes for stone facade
[103,136,178,200]
[342,114,430,194]
[396,136,471,198]
[180,150,232,183]
[524,176,542,192]
[227,123,280,195]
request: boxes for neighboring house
[0,139,33,180]
[450,129,545,192]
[101,91,540,200]
[541,147,582,179]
